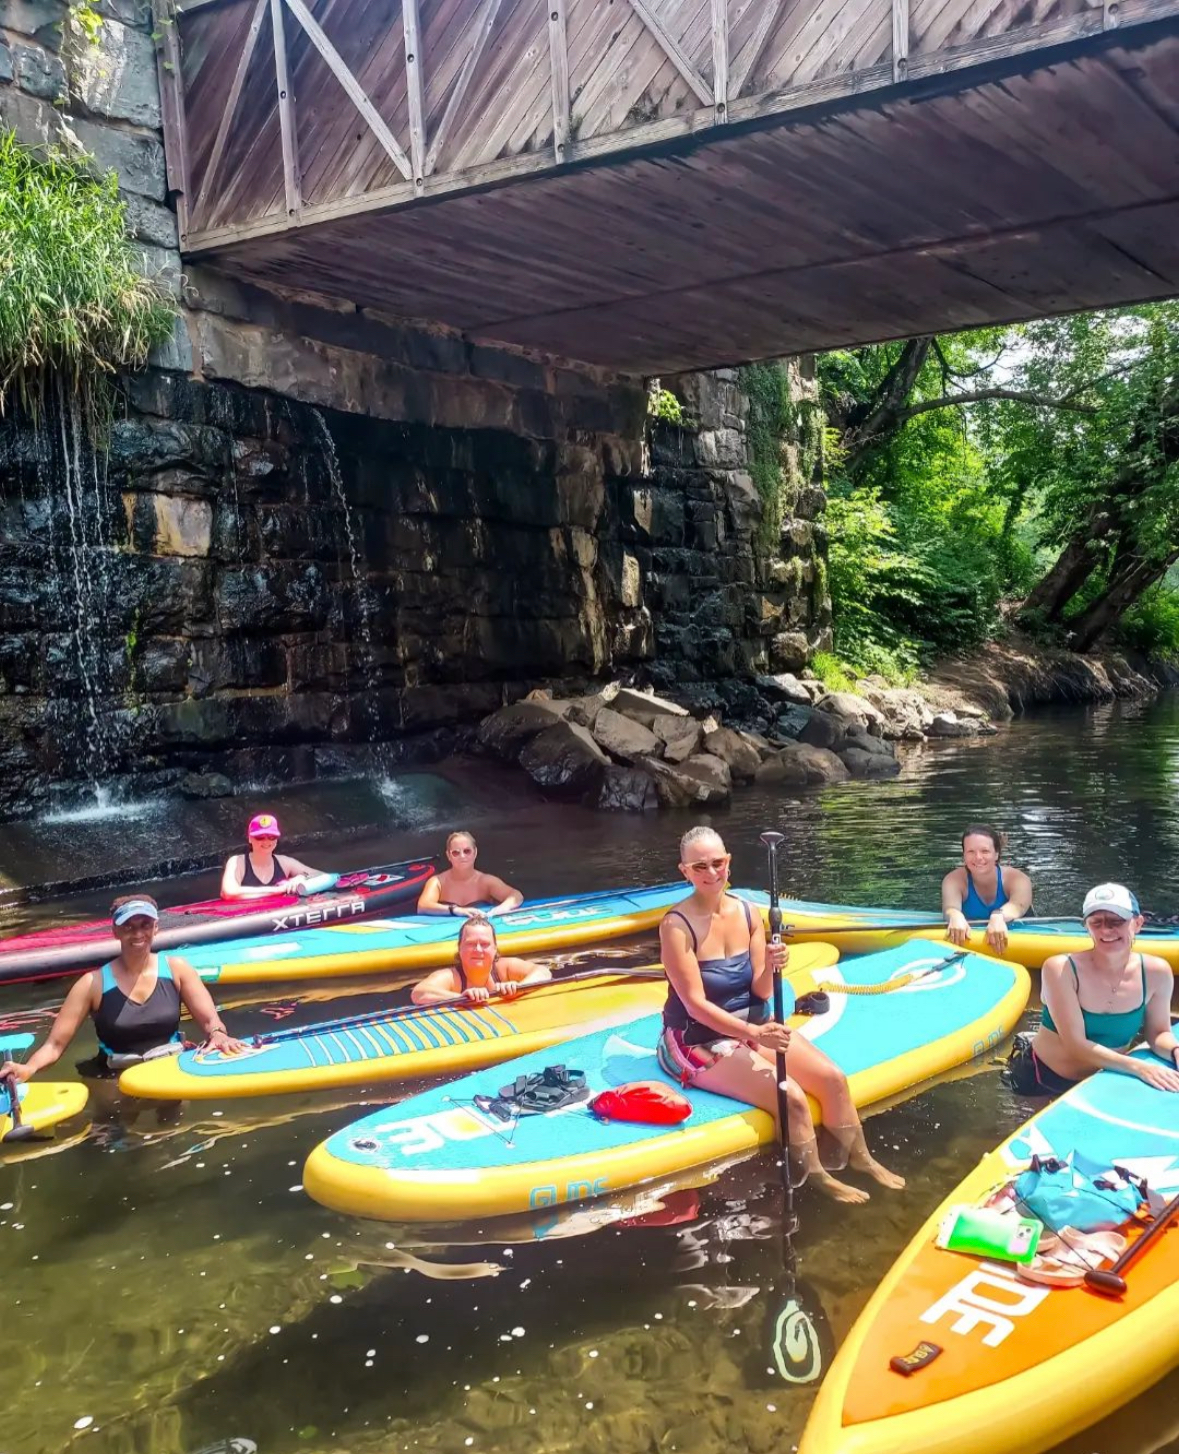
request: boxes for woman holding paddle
[657,827,904,1204]
[412,915,552,1005]
[942,824,1033,953]
[1008,882,1179,1096]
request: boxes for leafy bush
[0,129,175,416]
[1115,584,1179,659]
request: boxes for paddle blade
[763,1281,833,1386]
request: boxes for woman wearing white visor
[1007,883,1179,1096]
[0,895,244,1083]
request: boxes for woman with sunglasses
[416,831,523,918]
[220,812,323,901]
[0,896,245,1084]
[657,826,903,1204]
[411,914,552,1005]
[1007,883,1179,1096]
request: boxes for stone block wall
[0,4,830,816]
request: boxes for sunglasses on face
[686,856,730,873]
[1086,914,1130,931]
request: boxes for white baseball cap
[1081,883,1140,921]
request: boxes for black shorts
[1002,1033,1079,1098]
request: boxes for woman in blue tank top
[1007,882,1179,1097]
[942,824,1033,953]
[658,827,904,1204]
[0,895,244,1084]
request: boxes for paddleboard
[799,1052,1179,1454]
[178,883,707,985]
[764,894,1179,972]
[304,939,1030,1222]
[0,859,436,986]
[1,1080,89,1140]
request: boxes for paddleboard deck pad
[118,973,677,1100]
[180,883,708,986]
[0,859,436,986]
[304,940,1030,1222]
[800,1052,1179,1454]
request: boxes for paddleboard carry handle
[1084,1189,1179,1296]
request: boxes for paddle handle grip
[1084,1190,1179,1296]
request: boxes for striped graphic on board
[295,1005,514,1068]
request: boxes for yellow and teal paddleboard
[1,1081,88,1141]
[304,941,1029,1223]
[800,1051,1179,1454]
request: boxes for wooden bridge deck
[167,0,1179,372]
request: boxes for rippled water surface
[3,697,1179,1454]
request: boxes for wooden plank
[282,0,412,179]
[402,0,427,188]
[711,0,728,112]
[423,0,503,175]
[729,0,777,94]
[192,0,269,226]
[154,0,193,239]
[269,0,302,217]
[626,0,712,105]
[549,0,571,160]
[893,0,909,78]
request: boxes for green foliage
[0,129,176,418]
[740,360,794,548]
[69,1,105,45]
[810,651,855,692]
[1115,583,1179,659]
[647,386,682,423]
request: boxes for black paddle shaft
[1,1071,35,1144]
[760,830,796,1233]
[1085,1189,1179,1295]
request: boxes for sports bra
[1040,955,1148,1051]
[962,865,1007,919]
[241,852,290,888]
[93,955,183,1058]
[663,898,778,1046]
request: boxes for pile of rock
[476,681,906,812]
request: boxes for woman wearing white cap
[0,895,244,1084]
[220,813,322,901]
[1007,883,1179,1096]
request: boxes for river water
[2,696,1178,1454]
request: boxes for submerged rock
[755,742,849,786]
[597,764,659,811]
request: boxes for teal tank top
[962,866,1006,919]
[1040,955,1147,1050]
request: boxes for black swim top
[93,956,183,1058]
[663,898,775,1046]
[241,852,290,889]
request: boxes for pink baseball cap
[247,813,281,838]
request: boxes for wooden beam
[730,0,779,96]
[1103,0,1119,25]
[402,0,426,190]
[892,0,909,80]
[269,0,301,217]
[423,0,503,177]
[711,0,728,115]
[153,0,192,240]
[193,0,268,228]
[626,0,712,106]
[282,0,412,180]
[548,0,570,161]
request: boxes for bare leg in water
[689,1040,903,1202]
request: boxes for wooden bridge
[165,0,1179,373]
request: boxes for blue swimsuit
[962,865,1007,920]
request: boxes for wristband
[448,904,456,917]
[1172,1048,1179,1071]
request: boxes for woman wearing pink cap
[1006,882,1179,1096]
[220,814,323,901]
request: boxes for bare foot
[811,1170,870,1205]
[855,1157,906,1191]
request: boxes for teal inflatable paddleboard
[304,940,1031,1221]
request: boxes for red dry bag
[589,1080,692,1125]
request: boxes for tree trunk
[1018,534,1106,623]
[1069,552,1179,651]
[843,337,934,470]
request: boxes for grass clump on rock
[0,128,175,418]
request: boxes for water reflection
[3,696,1179,1453]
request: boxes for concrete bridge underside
[169,0,1179,373]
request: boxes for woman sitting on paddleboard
[942,823,1033,953]
[658,826,904,1204]
[0,896,245,1083]
[416,831,523,918]
[411,914,552,1005]
[1008,882,1179,1097]
[221,814,323,901]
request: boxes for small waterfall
[313,410,392,786]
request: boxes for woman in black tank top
[411,915,552,1005]
[0,895,246,1084]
